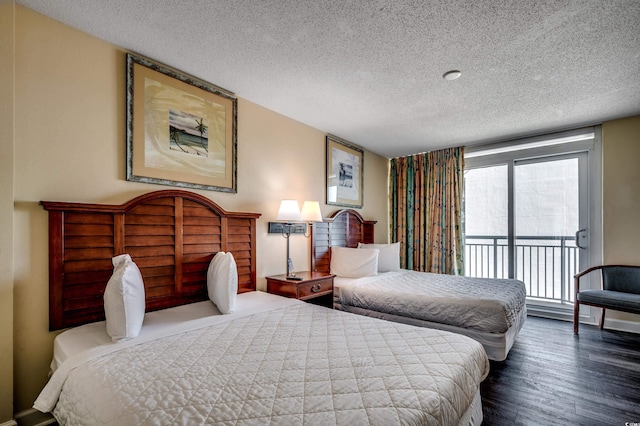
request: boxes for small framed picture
[326,134,364,208]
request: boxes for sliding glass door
[464,129,600,314]
[514,153,588,306]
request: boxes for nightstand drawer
[266,271,335,308]
[297,277,333,300]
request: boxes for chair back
[602,266,640,294]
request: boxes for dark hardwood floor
[481,316,640,425]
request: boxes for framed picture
[126,53,237,192]
[326,134,364,208]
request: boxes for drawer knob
[311,283,322,293]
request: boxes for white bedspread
[36,292,489,425]
[336,270,526,333]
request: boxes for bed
[35,190,490,425]
[310,209,527,362]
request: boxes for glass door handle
[575,228,588,249]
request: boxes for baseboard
[528,306,640,334]
[526,304,573,321]
[603,318,640,334]
[13,409,55,426]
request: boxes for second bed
[311,209,527,361]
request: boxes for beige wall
[9,6,388,414]
[1,0,15,421]
[602,116,640,264]
[601,116,640,325]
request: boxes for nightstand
[266,271,335,308]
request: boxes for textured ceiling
[16,0,640,158]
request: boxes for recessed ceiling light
[443,70,462,81]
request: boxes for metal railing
[465,235,579,304]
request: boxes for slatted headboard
[310,209,377,274]
[41,190,261,331]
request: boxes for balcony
[465,235,580,304]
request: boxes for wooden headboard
[41,190,261,331]
[310,209,377,274]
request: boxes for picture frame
[326,134,364,208]
[126,53,237,193]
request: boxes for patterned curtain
[389,147,465,275]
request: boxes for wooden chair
[574,265,640,334]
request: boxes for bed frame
[310,209,376,273]
[41,190,260,331]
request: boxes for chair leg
[573,302,579,334]
[599,308,606,330]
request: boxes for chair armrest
[574,265,604,299]
[575,265,604,281]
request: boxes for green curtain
[389,147,464,275]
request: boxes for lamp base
[286,275,303,281]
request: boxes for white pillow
[358,242,401,272]
[104,254,146,342]
[207,251,238,314]
[330,246,379,278]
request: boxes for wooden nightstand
[266,271,335,308]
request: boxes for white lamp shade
[301,201,323,222]
[276,199,301,221]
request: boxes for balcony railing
[465,235,579,304]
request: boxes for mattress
[335,301,526,362]
[335,270,527,334]
[36,291,489,425]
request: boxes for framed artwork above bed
[126,53,238,193]
[325,134,364,208]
